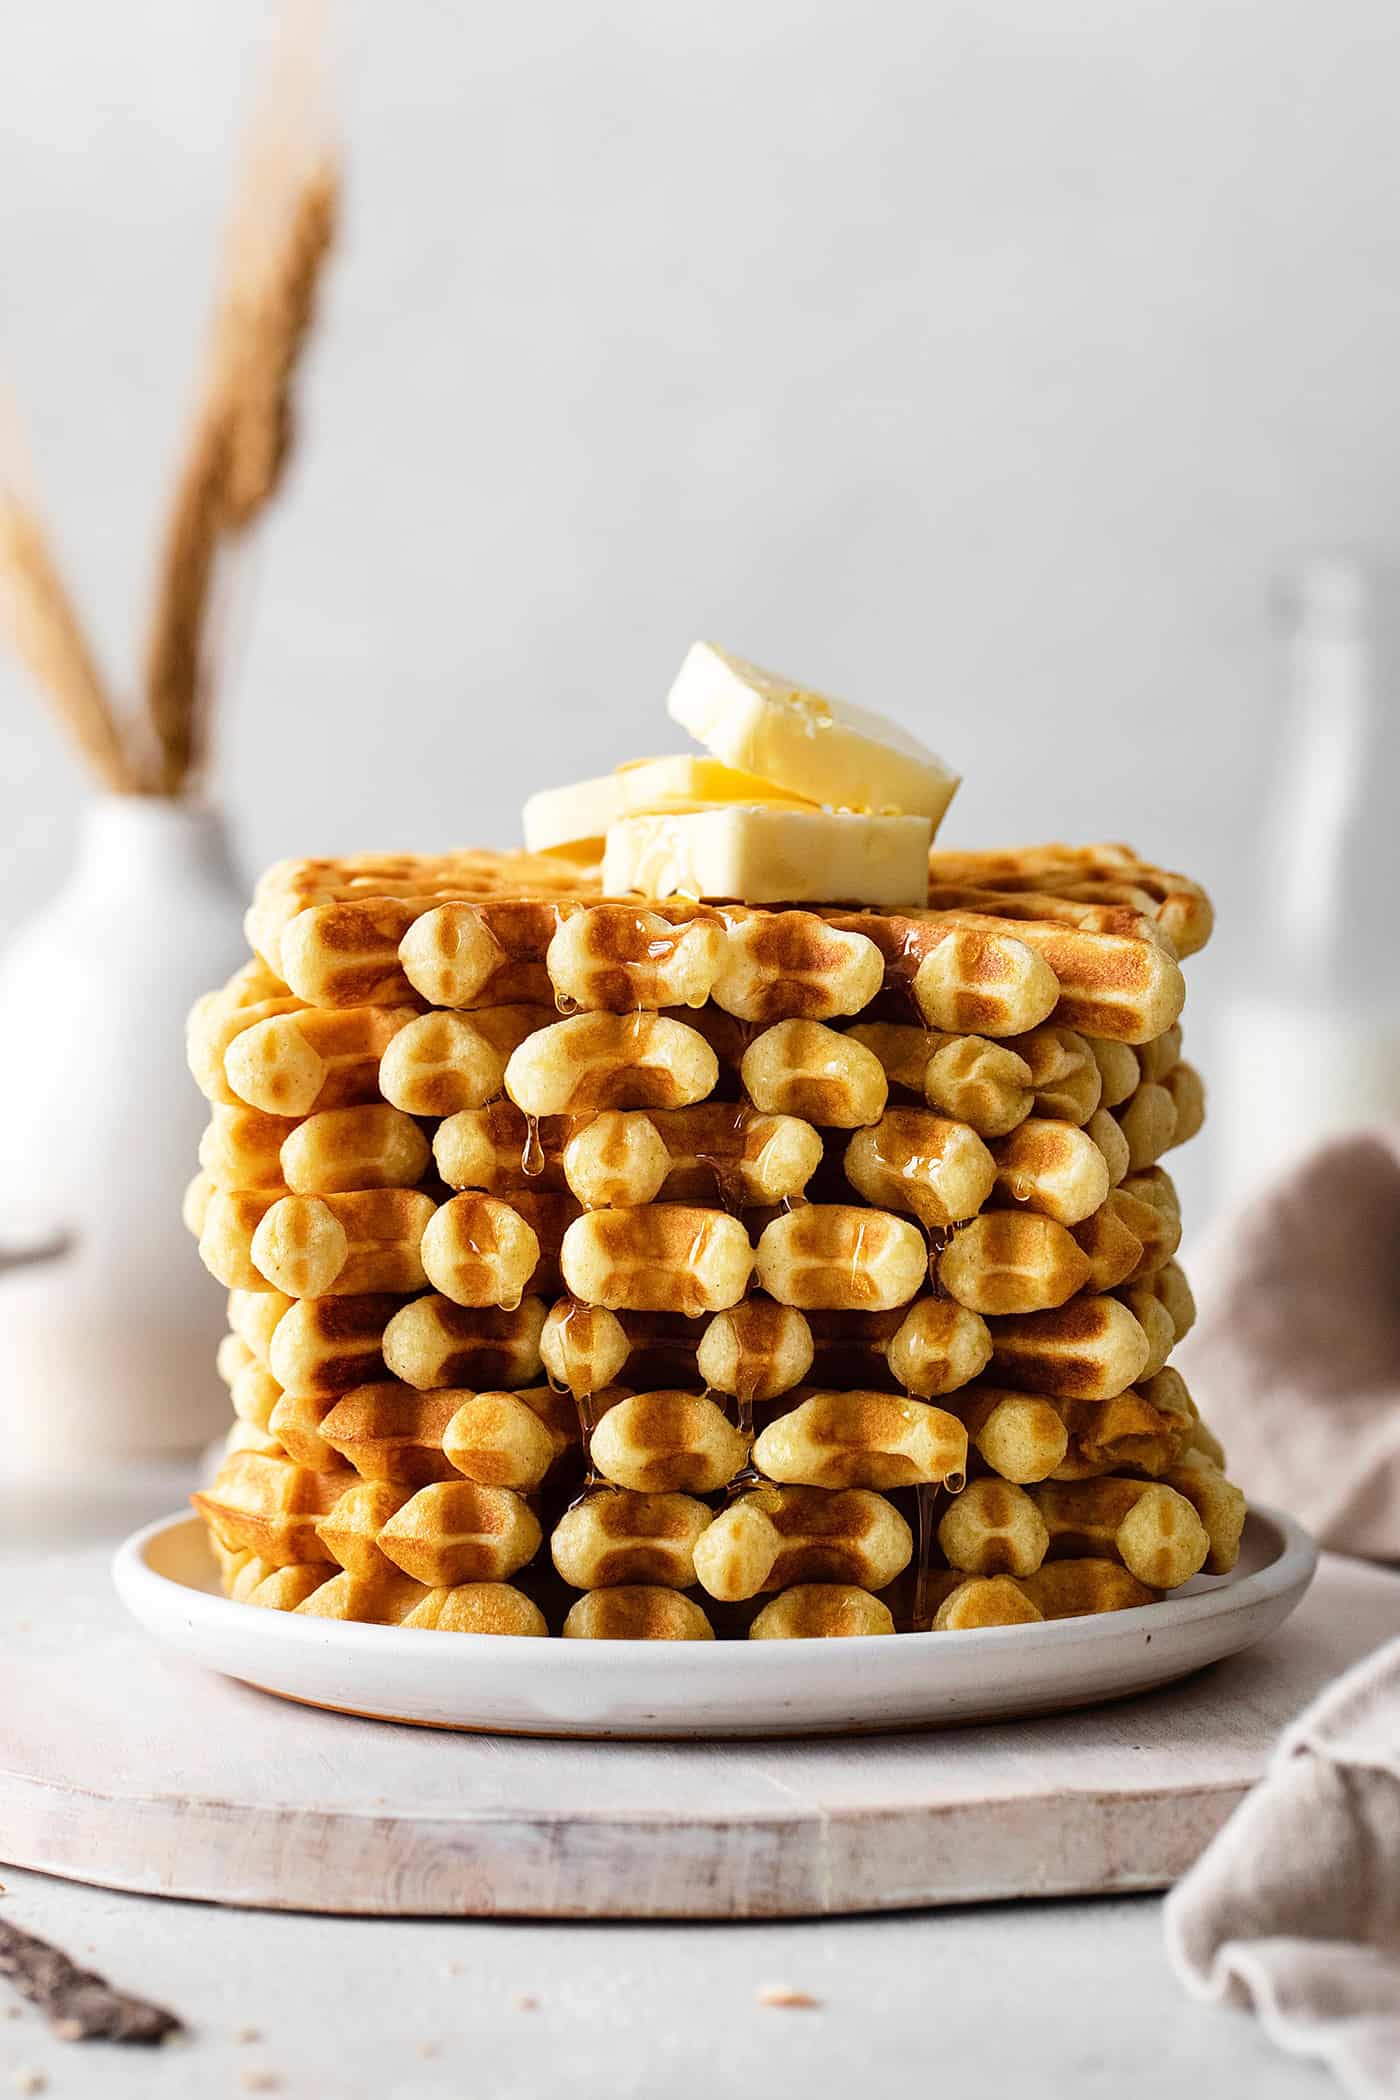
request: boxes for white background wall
[4,0,1400,1216]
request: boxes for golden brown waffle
[922,842,1213,956]
[691,1484,913,1602]
[239,846,1200,1039]
[932,1468,1218,1589]
[189,835,1239,1640]
[551,1489,712,1590]
[927,1560,1161,1629]
[749,1585,896,1638]
[215,1540,550,1632]
[748,1390,967,1491]
[562,1587,716,1640]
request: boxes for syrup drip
[689,1103,753,1217]
[520,1113,545,1178]
[451,1208,522,1313]
[864,1118,940,1193]
[553,1299,630,1498]
[923,1219,956,1283]
[892,927,926,1021]
[912,1480,939,1630]
[567,1378,603,1498]
[680,1221,717,1319]
[723,1395,764,1497]
[695,1150,745,1216]
[847,1214,871,1305]
[733,1368,756,1445]
[554,1297,591,1413]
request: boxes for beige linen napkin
[1176,1127,1400,1559]
[1166,1634,1400,2100]
[1166,1126,1400,2095]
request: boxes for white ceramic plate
[111,1505,1316,1739]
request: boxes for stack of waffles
[187,835,1244,1640]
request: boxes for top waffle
[242,842,1211,1040]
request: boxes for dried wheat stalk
[144,0,338,794]
[142,407,232,794]
[0,407,137,792]
[0,2,336,797]
[224,154,339,526]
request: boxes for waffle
[587,1390,751,1494]
[928,1560,1160,1628]
[563,1587,716,1640]
[934,1468,1224,1588]
[692,1485,914,1601]
[240,850,1192,1042]
[190,833,1240,1641]
[215,1539,551,1632]
[551,1490,712,1589]
[749,1586,896,1638]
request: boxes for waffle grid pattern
[189,842,1241,1640]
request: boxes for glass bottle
[1216,554,1400,1208]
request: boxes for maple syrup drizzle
[552,1296,595,1432]
[683,1102,748,1217]
[520,1113,545,1178]
[892,925,926,1020]
[553,1298,607,1506]
[847,1213,870,1303]
[705,1375,754,1492]
[565,1383,607,1507]
[912,1480,939,1630]
[733,1364,756,1446]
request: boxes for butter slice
[523,772,625,857]
[666,642,960,826]
[523,754,814,856]
[603,807,933,910]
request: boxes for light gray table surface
[0,1467,1334,2100]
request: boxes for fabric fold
[1177,1127,1400,1561]
[1167,1636,1400,2100]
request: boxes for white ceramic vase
[0,796,247,1475]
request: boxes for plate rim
[113,1502,1317,1672]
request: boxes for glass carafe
[1216,555,1400,1208]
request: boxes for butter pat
[523,772,625,857]
[616,753,815,810]
[667,642,960,826]
[603,806,933,910]
[524,753,814,856]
